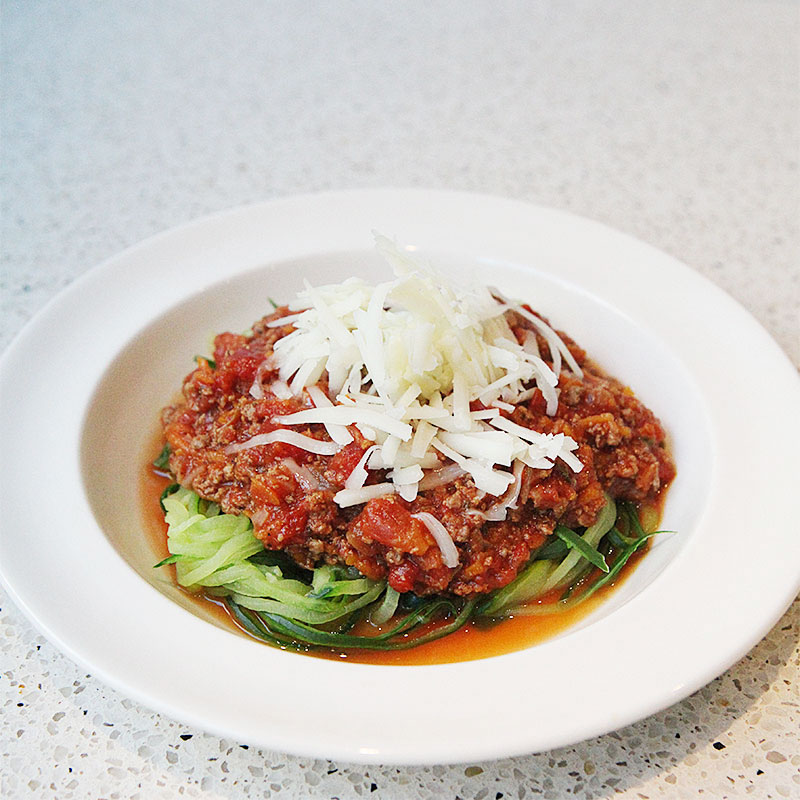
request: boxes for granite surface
[1,1,799,798]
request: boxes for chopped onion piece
[250,508,268,527]
[484,459,526,521]
[249,359,273,400]
[281,457,321,491]
[418,463,466,490]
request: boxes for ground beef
[161,306,675,597]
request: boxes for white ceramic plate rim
[1,189,799,765]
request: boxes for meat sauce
[160,308,674,599]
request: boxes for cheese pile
[255,235,584,512]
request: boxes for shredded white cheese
[224,430,340,457]
[334,482,395,508]
[263,234,584,515]
[344,444,381,490]
[306,384,353,445]
[412,512,460,568]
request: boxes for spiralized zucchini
[156,486,664,652]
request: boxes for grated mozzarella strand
[306,384,354,445]
[344,444,381,490]
[274,406,412,441]
[412,512,460,568]
[224,430,341,456]
[334,483,395,507]
[264,234,585,506]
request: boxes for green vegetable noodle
[156,487,668,653]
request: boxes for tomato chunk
[350,497,434,556]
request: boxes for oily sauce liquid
[141,450,650,666]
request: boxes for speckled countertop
[2,1,799,798]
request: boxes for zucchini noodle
[156,486,666,653]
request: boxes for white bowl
[1,189,798,764]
